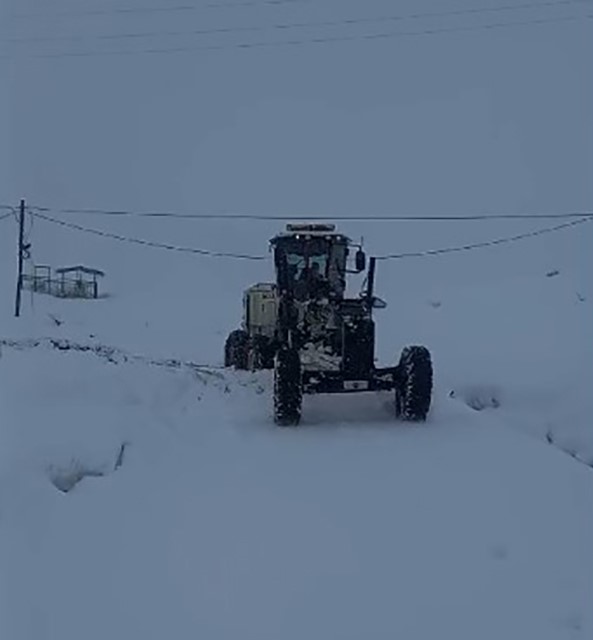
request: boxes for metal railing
[22,274,98,299]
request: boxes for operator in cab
[297,261,330,300]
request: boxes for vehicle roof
[271,223,350,244]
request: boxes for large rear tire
[395,345,433,422]
[274,347,302,426]
[224,329,249,370]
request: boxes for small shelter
[55,265,105,299]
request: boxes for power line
[6,0,590,45]
[28,205,593,221]
[9,0,309,20]
[0,205,17,221]
[10,13,592,60]
[376,217,592,260]
[31,211,268,260]
[30,210,590,263]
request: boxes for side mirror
[355,249,366,272]
[372,296,387,309]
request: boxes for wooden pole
[14,199,25,317]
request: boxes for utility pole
[14,199,25,317]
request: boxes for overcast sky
[2,0,591,217]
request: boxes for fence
[22,273,99,299]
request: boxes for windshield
[286,252,328,282]
[275,237,347,299]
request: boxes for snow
[2,0,593,638]
[1,345,593,640]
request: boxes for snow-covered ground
[2,0,592,638]
[1,343,593,640]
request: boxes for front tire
[395,345,433,421]
[274,347,302,426]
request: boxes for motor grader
[225,223,432,425]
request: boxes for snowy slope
[2,0,593,638]
[1,211,592,640]
[1,345,593,640]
